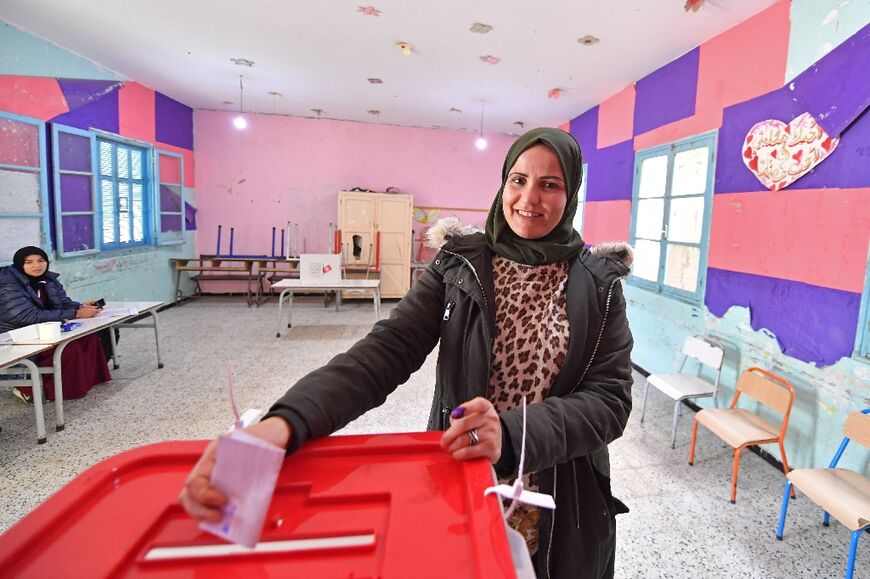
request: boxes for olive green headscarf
[485,127,584,265]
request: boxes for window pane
[159,154,182,185]
[62,215,95,253]
[573,201,583,234]
[119,182,130,243]
[131,149,143,180]
[58,132,91,172]
[160,184,182,212]
[633,239,661,282]
[100,141,113,176]
[672,147,709,196]
[132,183,144,242]
[118,147,130,179]
[635,199,664,240]
[638,155,668,198]
[0,168,41,213]
[101,179,116,244]
[667,197,705,244]
[0,118,40,167]
[60,173,92,212]
[161,214,183,235]
[664,244,700,292]
[0,218,41,262]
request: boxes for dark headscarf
[485,127,584,265]
[13,246,50,293]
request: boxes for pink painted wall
[0,75,68,119]
[582,200,632,245]
[709,187,870,293]
[597,86,636,149]
[634,0,791,150]
[193,111,516,256]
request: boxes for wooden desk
[0,344,53,443]
[271,279,381,337]
[170,257,258,306]
[4,301,164,436]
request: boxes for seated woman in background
[0,246,110,402]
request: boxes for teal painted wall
[620,0,869,472]
[1,23,196,304]
[786,0,870,81]
[626,285,870,473]
[0,21,122,80]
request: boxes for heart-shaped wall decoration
[742,112,839,191]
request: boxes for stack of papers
[95,307,140,318]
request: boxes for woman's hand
[75,305,100,319]
[179,417,293,522]
[440,396,502,464]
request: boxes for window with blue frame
[572,162,588,235]
[0,112,49,263]
[98,138,150,250]
[50,124,185,255]
[629,132,717,303]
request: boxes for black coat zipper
[546,273,626,579]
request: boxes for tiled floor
[0,297,866,577]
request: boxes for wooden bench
[256,259,301,303]
[170,257,258,306]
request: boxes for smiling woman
[181,127,635,579]
[501,145,569,240]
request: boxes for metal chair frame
[641,336,724,448]
[776,408,870,579]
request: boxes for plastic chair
[688,367,795,503]
[640,336,724,448]
[776,409,870,579]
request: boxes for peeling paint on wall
[626,284,870,472]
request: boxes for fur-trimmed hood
[424,217,633,269]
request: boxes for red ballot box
[0,432,518,578]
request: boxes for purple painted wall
[633,48,699,136]
[50,79,120,133]
[705,268,861,366]
[155,92,194,150]
[584,140,635,202]
[792,23,870,136]
[569,106,599,157]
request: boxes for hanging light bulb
[475,101,487,150]
[233,75,247,129]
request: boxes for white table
[3,301,164,436]
[271,279,381,337]
[0,344,53,443]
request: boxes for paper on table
[95,307,139,318]
[199,429,284,548]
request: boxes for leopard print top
[488,254,570,554]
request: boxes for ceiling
[0,0,781,135]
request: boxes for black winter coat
[266,226,634,579]
[0,266,80,333]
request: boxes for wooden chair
[688,367,795,503]
[776,409,870,579]
[640,336,724,448]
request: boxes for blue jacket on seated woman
[0,266,81,334]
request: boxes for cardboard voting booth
[299,253,341,283]
[0,432,519,578]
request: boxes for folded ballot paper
[199,429,284,548]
